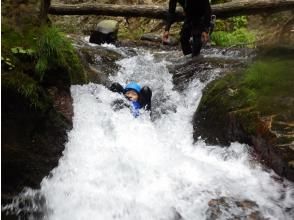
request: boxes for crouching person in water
[110,82,152,117]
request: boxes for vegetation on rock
[193,47,294,180]
[1,0,88,203]
[210,16,256,47]
[35,26,87,84]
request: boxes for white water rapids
[4,46,294,219]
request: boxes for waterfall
[3,46,294,220]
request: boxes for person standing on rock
[162,0,212,57]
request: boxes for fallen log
[49,0,294,19]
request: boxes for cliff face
[193,48,294,181]
[1,0,86,202]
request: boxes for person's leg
[109,82,124,94]
[139,86,152,111]
[191,25,203,57]
[180,20,193,55]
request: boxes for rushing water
[3,45,294,220]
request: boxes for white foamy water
[4,48,294,220]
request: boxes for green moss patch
[203,49,294,117]
[211,16,256,47]
[2,72,50,111]
[194,48,294,179]
[241,55,294,115]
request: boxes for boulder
[2,84,71,203]
[89,20,119,45]
[193,49,294,181]
[76,44,122,84]
[206,197,265,220]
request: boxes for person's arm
[109,82,124,94]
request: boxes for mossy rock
[77,45,122,84]
[2,79,71,202]
[2,72,51,111]
[193,48,294,181]
[1,0,87,205]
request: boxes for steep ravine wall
[1,0,85,203]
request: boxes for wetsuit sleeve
[110,82,124,94]
[165,0,178,31]
[203,0,212,33]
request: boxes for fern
[35,26,86,83]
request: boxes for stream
[3,42,294,220]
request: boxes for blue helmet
[124,82,141,94]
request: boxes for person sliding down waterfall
[162,0,212,57]
[109,82,152,117]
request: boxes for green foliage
[211,16,256,47]
[241,57,294,113]
[228,16,248,30]
[210,52,294,116]
[1,56,16,70]
[211,28,255,47]
[35,26,86,83]
[118,25,145,40]
[11,47,35,56]
[2,72,50,110]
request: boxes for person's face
[125,90,139,101]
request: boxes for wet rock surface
[170,48,251,91]
[2,87,71,203]
[70,35,124,85]
[193,48,294,181]
[206,197,266,220]
[194,87,294,181]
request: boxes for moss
[2,72,51,111]
[211,28,256,47]
[195,47,294,148]
[234,110,259,135]
[242,56,294,115]
[2,12,87,85]
[2,10,88,124]
[35,26,87,84]
[202,51,294,118]
[118,23,145,40]
[211,16,256,47]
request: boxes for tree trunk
[40,0,51,24]
[48,0,294,19]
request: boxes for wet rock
[170,52,246,91]
[194,85,294,180]
[193,50,294,181]
[76,45,122,84]
[141,33,178,46]
[47,87,73,122]
[89,20,119,45]
[206,197,266,220]
[2,86,71,203]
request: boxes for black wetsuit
[110,83,152,111]
[165,0,212,56]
